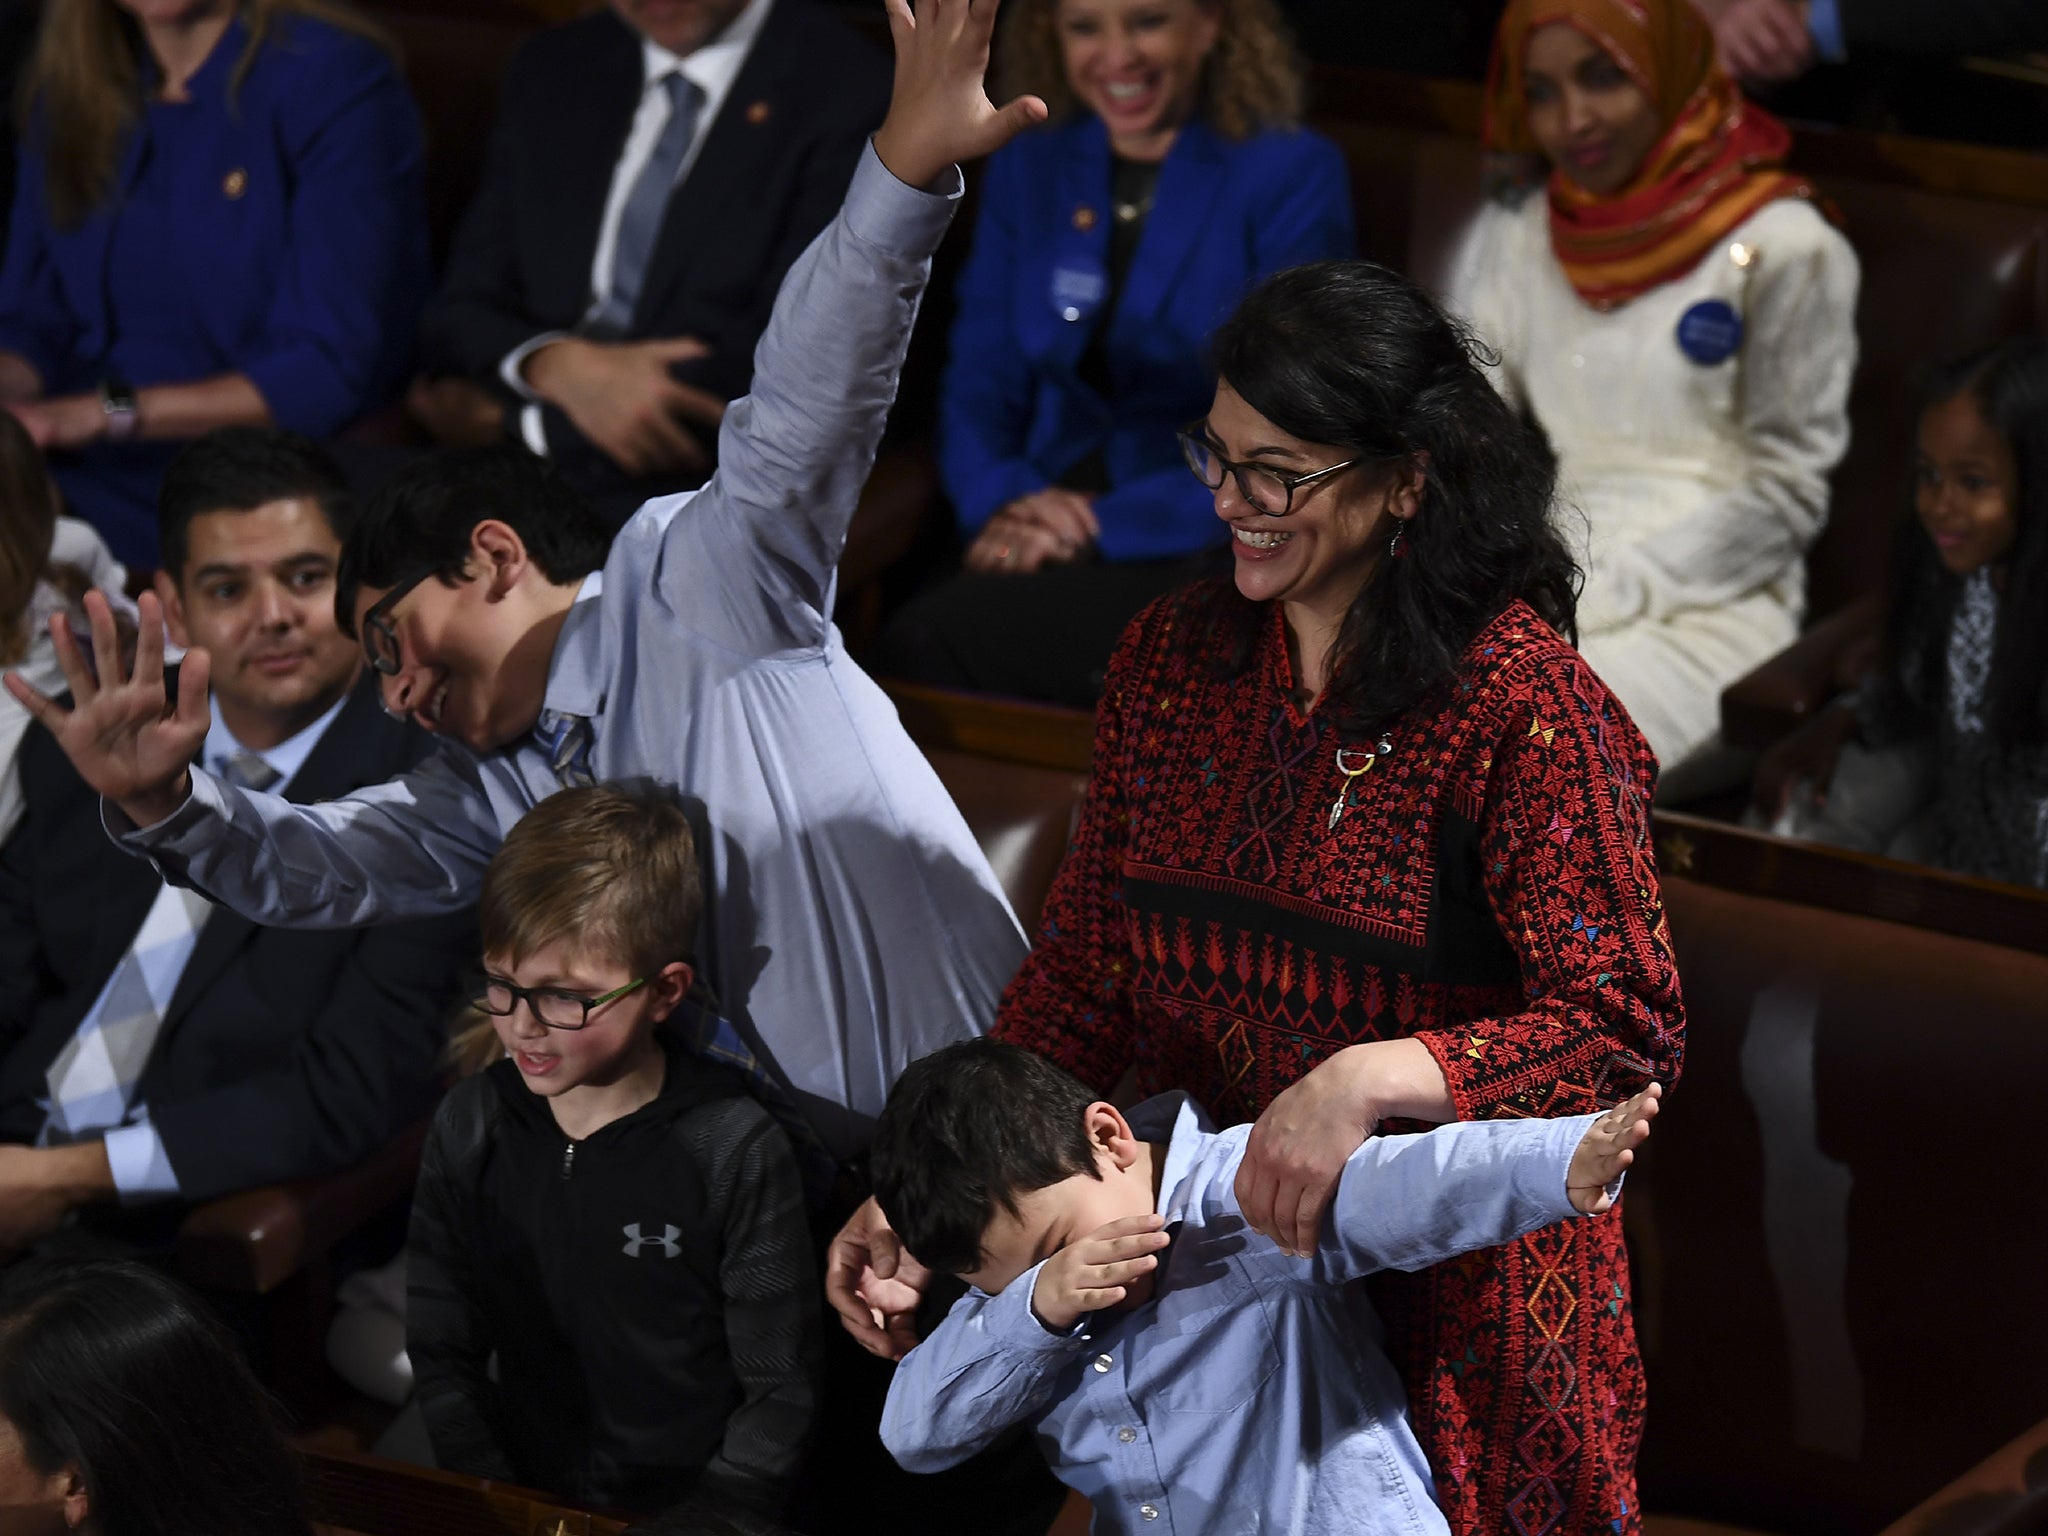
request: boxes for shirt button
[1140,1505,1159,1522]
[1093,1353,1113,1373]
[1117,1426,1137,1443]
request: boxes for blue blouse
[938,114,1354,562]
[0,14,428,566]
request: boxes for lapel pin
[1072,204,1097,232]
[745,99,772,126]
[222,167,248,200]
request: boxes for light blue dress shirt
[113,145,1027,1161]
[85,692,348,1198]
[881,1096,1605,1536]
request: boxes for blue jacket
[0,15,428,565]
[938,114,1353,562]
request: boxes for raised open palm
[870,0,1048,192]
[2,589,211,825]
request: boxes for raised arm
[2,596,502,928]
[652,0,1047,657]
[880,1266,1085,1474]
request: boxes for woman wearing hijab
[1449,0,1859,796]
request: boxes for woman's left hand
[7,394,107,451]
[1235,1045,1381,1257]
[964,511,1074,575]
[1237,1038,1455,1257]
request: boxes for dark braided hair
[1210,259,1578,737]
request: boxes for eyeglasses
[471,973,649,1031]
[1177,422,1369,518]
[359,567,440,677]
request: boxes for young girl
[1756,338,2048,888]
[0,413,131,843]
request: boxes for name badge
[1676,299,1743,366]
[1051,262,1107,325]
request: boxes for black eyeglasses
[471,973,650,1032]
[360,567,439,677]
[1177,422,1370,518]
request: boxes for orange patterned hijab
[1482,0,1819,309]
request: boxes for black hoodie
[407,1032,820,1520]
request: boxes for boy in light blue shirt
[873,1041,1659,1536]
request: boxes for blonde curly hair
[995,0,1306,141]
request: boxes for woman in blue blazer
[878,0,1353,706]
[0,0,427,568]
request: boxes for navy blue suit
[0,15,429,567]
[938,114,1354,562]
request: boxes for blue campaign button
[1051,262,1107,324]
[1675,299,1744,366]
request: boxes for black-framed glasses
[360,567,439,677]
[1178,422,1369,518]
[471,973,649,1031]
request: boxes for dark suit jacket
[0,675,474,1205]
[417,0,890,514]
[1839,0,2048,54]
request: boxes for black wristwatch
[99,376,140,442]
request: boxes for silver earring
[1389,523,1406,559]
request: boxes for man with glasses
[2,0,1049,1167]
[0,428,469,1256]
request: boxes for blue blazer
[938,115,1354,561]
[0,15,428,565]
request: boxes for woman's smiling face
[1201,380,1408,624]
[1520,22,1664,197]
[1054,0,1221,158]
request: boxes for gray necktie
[593,72,705,335]
[219,751,281,793]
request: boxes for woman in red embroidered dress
[831,261,1684,1536]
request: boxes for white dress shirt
[97,689,349,1198]
[502,0,777,455]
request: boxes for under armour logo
[622,1223,682,1258]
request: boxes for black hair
[0,1259,308,1536]
[335,445,613,637]
[1208,259,1577,736]
[157,427,352,582]
[1884,337,2048,749]
[869,1040,1102,1276]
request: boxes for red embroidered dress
[991,581,1685,1536]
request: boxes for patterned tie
[219,751,281,793]
[538,712,597,790]
[43,884,213,1143]
[592,72,705,336]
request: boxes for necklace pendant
[1327,795,1346,831]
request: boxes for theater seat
[1636,866,2048,1532]
[178,1118,433,1420]
[923,747,1088,936]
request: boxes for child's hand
[1030,1213,1170,1333]
[1566,1083,1662,1215]
[870,0,1049,191]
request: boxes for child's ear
[646,959,694,1023]
[470,519,531,600]
[1083,1101,1141,1171]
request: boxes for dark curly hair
[1208,259,1578,737]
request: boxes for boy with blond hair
[407,784,818,1525]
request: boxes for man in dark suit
[408,0,892,526]
[0,428,470,1254]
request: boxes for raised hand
[1030,1212,1170,1332]
[871,0,1049,192]
[1567,1082,1662,1215]
[0,589,210,827]
[826,1196,930,1360]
